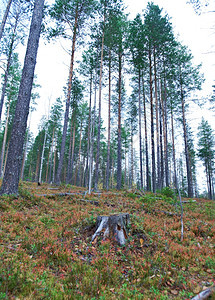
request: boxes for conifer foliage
[0,0,212,198]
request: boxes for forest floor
[0,181,214,299]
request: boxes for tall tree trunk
[163,76,169,187]
[130,129,134,188]
[106,49,111,190]
[68,122,76,184]
[3,144,9,178]
[75,121,82,186]
[153,47,160,190]
[88,62,98,193]
[20,122,31,181]
[149,48,156,192]
[0,0,13,42]
[94,11,106,191]
[138,69,143,189]
[38,129,47,183]
[124,148,127,188]
[180,71,193,198]
[48,127,55,183]
[0,0,44,195]
[0,99,11,177]
[170,106,177,188]
[66,112,75,183]
[52,137,57,183]
[45,146,51,182]
[142,79,150,191]
[55,9,78,185]
[159,93,164,189]
[117,51,122,190]
[84,73,92,187]
[35,148,41,182]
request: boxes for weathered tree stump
[91,213,130,246]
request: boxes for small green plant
[126,192,137,199]
[205,257,215,270]
[160,186,175,199]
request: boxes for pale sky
[1,0,214,192]
[32,0,215,131]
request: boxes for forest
[0,0,215,299]
[0,0,214,198]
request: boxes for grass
[0,182,214,299]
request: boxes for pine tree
[0,0,45,195]
[197,118,215,199]
[49,0,96,185]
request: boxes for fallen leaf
[171,290,178,295]
[193,286,201,294]
[140,238,144,246]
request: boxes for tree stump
[91,213,130,246]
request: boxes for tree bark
[191,286,215,300]
[0,0,45,195]
[153,47,160,190]
[163,76,169,187]
[75,121,82,185]
[130,130,134,188]
[92,213,130,246]
[0,99,11,177]
[142,79,150,191]
[149,48,156,192]
[55,8,78,185]
[94,11,106,191]
[180,70,193,198]
[171,106,177,188]
[138,69,143,189]
[38,129,47,184]
[84,73,92,187]
[117,51,122,190]
[66,112,75,183]
[106,49,111,190]
[159,91,164,189]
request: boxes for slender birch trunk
[180,70,193,198]
[94,11,106,191]
[153,47,160,190]
[0,99,11,177]
[66,112,75,183]
[106,49,111,190]
[84,73,92,187]
[142,79,150,191]
[138,69,143,189]
[149,48,156,192]
[38,129,47,183]
[75,121,82,185]
[55,9,78,185]
[164,76,169,187]
[117,51,122,190]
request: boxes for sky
[0,0,215,191]
[30,0,215,131]
[1,0,214,129]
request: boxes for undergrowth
[0,183,214,299]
